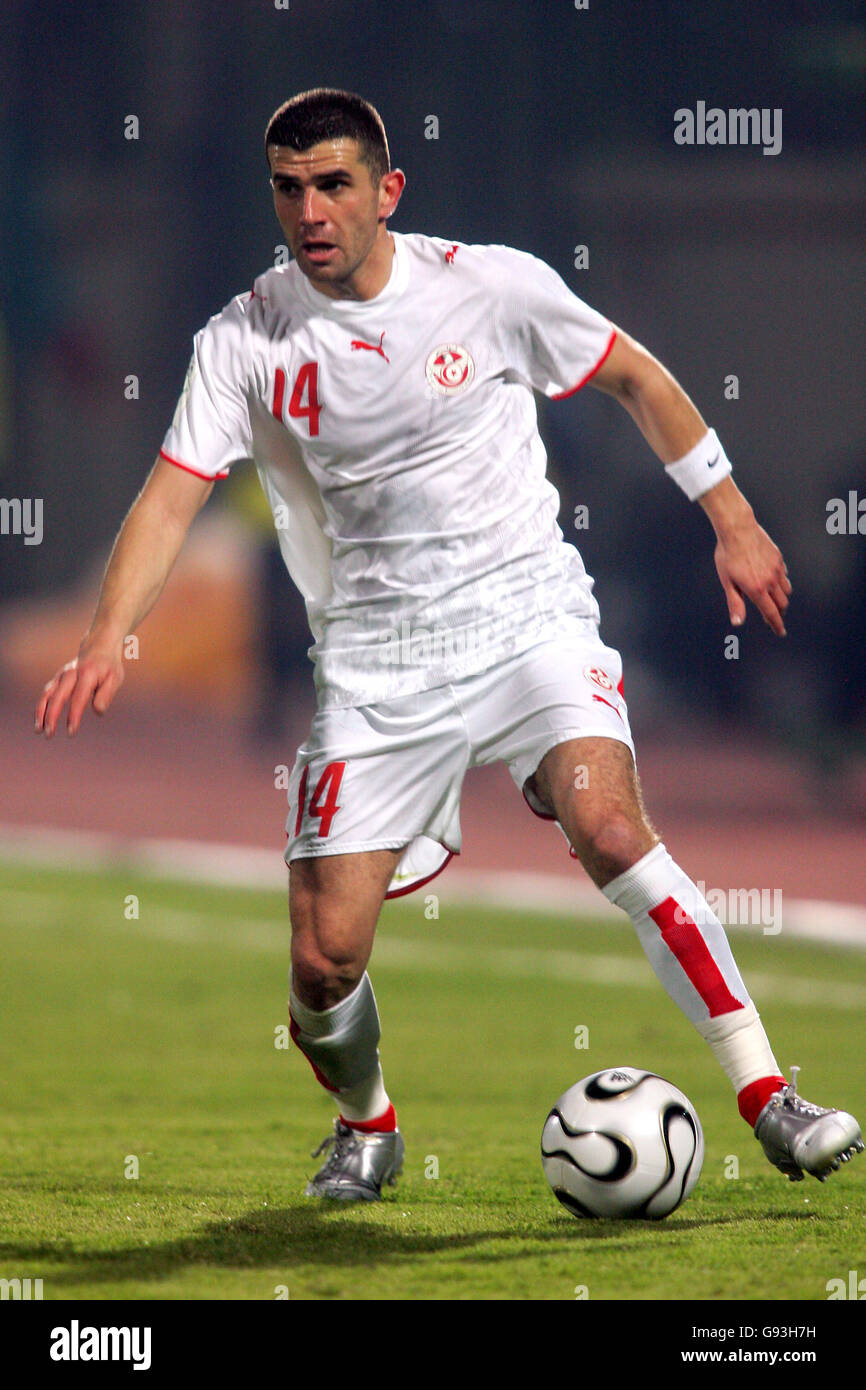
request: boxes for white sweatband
[664,428,732,501]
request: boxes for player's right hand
[35,640,125,738]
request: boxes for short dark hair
[265,88,390,185]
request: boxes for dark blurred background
[0,0,864,804]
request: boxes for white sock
[289,973,392,1124]
[334,1071,391,1124]
[602,842,750,1023]
[693,1002,782,1093]
[602,843,781,1094]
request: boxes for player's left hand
[713,519,791,636]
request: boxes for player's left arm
[589,328,791,636]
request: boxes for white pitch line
[0,821,865,951]
[1,885,864,1012]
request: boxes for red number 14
[294,761,346,838]
[273,362,322,436]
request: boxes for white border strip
[1,822,864,949]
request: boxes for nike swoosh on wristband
[707,452,720,468]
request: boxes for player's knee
[582,810,656,884]
[290,933,366,1009]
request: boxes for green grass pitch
[0,859,863,1301]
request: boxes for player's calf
[289,848,397,1008]
[287,852,405,1197]
[529,736,658,887]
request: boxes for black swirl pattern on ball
[543,1109,636,1181]
[584,1071,659,1101]
[552,1188,598,1219]
[632,1103,699,1219]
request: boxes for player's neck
[313,229,395,303]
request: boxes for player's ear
[380,168,405,219]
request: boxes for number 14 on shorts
[293,762,347,838]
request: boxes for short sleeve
[160,299,254,480]
[491,246,616,400]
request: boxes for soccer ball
[541,1067,704,1219]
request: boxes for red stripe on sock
[341,1103,397,1134]
[648,896,746,1019]
[289,1016,340,1094]
[737,1075,787,1127]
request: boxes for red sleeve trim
[550,326,617,401]
[159,447,228,481]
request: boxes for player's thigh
[289,846,403,973]
[529,735,657,874]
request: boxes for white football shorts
[284,629,635,898]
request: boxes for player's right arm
[35,456,214,737]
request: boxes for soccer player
[36,88,862,1201]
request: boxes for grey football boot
[305,1119,405,1201]
[754,1066,864,1182]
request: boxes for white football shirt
[160,232,617,709]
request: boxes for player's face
[268,138,401,299]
